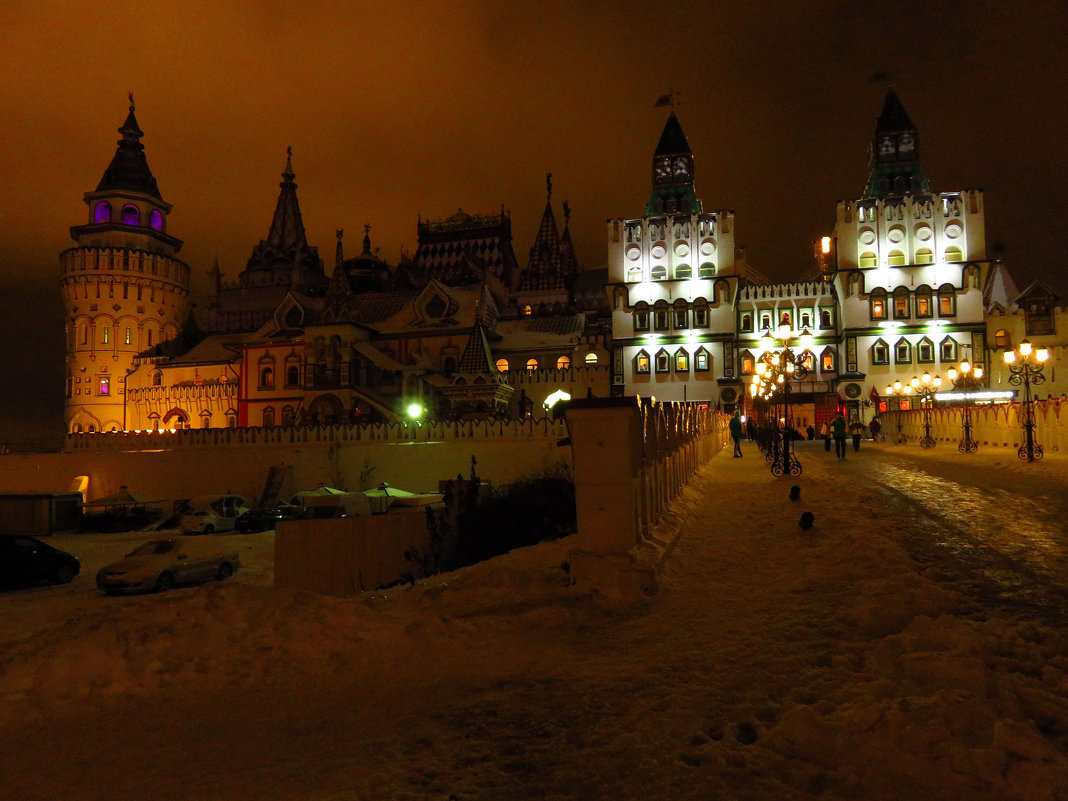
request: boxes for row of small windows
[634,301,710,332]
[740,308,835,334]
[79,324,152,347]
[627,263,716,282]
[858,246,963,268]
[871,336,958,366]
[495,354,599,372]
[740,349,837,374]
[261,406,297,427]
[258,364,303,390]
[870,285,955,320]
[635,347,712,374]
[94,201,164,231]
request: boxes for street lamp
[750,324,813,477]
[1004,340,1050,462]
[885,372,942,448]
[946,360,984,453]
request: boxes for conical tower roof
[647,112,701,215]
[96,95,162,200]
[456,313,498,375]
[519,174,566,291]
[267,147,309,251]
[864,90,930,197]
[654,112,692,156]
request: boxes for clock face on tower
[898,133,915,153]
[654,157,672,182]
[878,135,895,158]
[673,156,691,179]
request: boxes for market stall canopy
[83,489,166,509]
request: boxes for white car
[96,538,240,594]
[180,494,249,535]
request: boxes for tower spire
[96,95,161,200]
[266,146,309,250]
[864,89,930,197]
[647,111,700,215]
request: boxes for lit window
[888,250,906,267]
[522,305,532,316]
[893,292,910,319]
[103,325,110,344]
[944,246,963,263]
[870,291,887,320]
[821,350,836,371]
[125,328,131,345]
[820,309,833,328]
[938,286,956,316]
[695,348,710,372]
[940,338,957,362]
[915,287,933,318]
[675,350,689,372]
[627,266,642,282]
[698,263,715,278]
[801,352,814,370]
[915,247,934,264]
[94,202,111,223]
[635,351,650,374]
[800,312,812,329]
[872,340,889,365]
[859,251,877,268]
[260,366,274,389]
[557,356,571,370]
[99,376,110,396]
[584,353,598,365]
[740,312,753,332]
[655,350,670,373]
[496,358,509,372]
[994,329,1011,349]
[526,358,538,371]
[741,354,754,373]
[149,209,163,230]
[651,265,667,280]
[759,313,772,331]
[152,370,162,387]
[122,205,139,225]
[675,265,692,279]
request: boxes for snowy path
[3,441,1068,800]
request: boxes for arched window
[915,285,933,318]
[200,410,212,429]
[443,356,457,377]
[653,301,669,331]
[557,355,571,370]
[869,289,887,320]
[282,406,295,426]
[895,338,912,364]
[698,262,715,278]
[94,202,111,223]
[675,264,692,279]
[122,205,139,225]
[526,358,538,371]
[820,308,833,328]
[263,408,275,428]
[633,302,649,332]
[494,358,508,372]
[938,284,956,316]
[626,266,642,283]
[693,300,709,328]
[741,352,754,374]
[888,250,906,267]
[651,265,667,281]
[635,350,650,374]
[151,370,162,387]
[673,300,688,329]
[821,348,836,372]
[260,366,274,389]
[286,364,300,387]
[149,209,163,231]
[944,246,964,263]
[102,324,110,344]
[994,329,1011,350]
[915,247,934,265]
[893,287,910,319]
[584,353,598,365]
[739,312,754,332]
[859,251,878,268]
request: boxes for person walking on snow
[831,412,848,460]
[729,410,744,457]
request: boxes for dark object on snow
[0,534,81,589]
[789,485,801,501]
[799,511,815,530]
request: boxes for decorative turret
[519,173,574,293]
[239,147,326,295]
[863,89,930,198]
[59,98,191,433]
[646,112,701,216]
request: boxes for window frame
[871,339,890,366]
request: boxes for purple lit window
[122,205,139,225]
[94,202,112,223]
[150,209,163,230]
[99,376,110,396]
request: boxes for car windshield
[130,540,176,556]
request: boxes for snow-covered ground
[2,441,1068,800]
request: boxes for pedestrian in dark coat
[831,413,848,460]
[729,410,744,457]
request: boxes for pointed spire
[267,146,309,250]
[864,90,930,197]
[361,223,373,256]
[558,200,579,275]
[456,311,498,375]
[647,112,700,215]
[335,228,344,271]
[96,95,162,200]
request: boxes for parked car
[96,538,240,594]
[0,534,81,589]
[235,505,302,533]
[180,494,249,535]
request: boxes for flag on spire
[654,93,672,107]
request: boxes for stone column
[565,397,656,602]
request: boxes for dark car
[234,505,302,534]
[0,534,81,589]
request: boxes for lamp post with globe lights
[947,360,984,453]
[1004,340,1050,462]
[885,372,942,448]
[749,324,813,477]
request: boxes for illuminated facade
[609,92,1012,427]
[60,99,191,433]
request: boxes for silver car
[96,538,240,594]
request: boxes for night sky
[2,1,1065,445]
